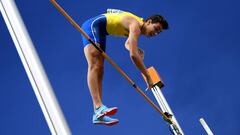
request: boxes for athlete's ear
[146,19,152,25]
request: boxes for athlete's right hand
[145,75,154,91]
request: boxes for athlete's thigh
[84,44,104,65]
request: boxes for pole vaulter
[50,0,182,134]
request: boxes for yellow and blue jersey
[81,9,143,50]
[103,9,143,37]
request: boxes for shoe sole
[97,107,118,119]
[94,120,119,126]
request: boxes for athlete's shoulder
[121,11,144,25]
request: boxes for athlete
[81,9,169,126]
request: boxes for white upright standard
[0,0,72,135]
[143,67,184,135]
[199,118,214,135]
[151,84,184,135]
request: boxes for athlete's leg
[81,15,118,124]
[84,44,118,119]
[84,44,104,110]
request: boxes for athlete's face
[144,20,163,37]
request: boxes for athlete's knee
[88,62,104,72]
[84,44,102,57]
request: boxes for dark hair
[145,15,169,29]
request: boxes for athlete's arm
[125,44,144,59]
[124,18,153,89]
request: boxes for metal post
[200,118,214,135]
[0,0,72,134]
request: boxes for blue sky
[1,0,240,135]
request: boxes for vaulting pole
[0,0,71,134]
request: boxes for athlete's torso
[103,10,143,37]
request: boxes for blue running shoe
[95,105,118,119]
[93,115,119,126]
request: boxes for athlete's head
[142,14,169,37]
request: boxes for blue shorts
[81,15,108,51]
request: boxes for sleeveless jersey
[103,11,143,37]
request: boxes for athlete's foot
[93,115,119,126]
[95,105,118,119]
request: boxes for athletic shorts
[81,15,108,51]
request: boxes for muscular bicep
[125,20,141,55]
